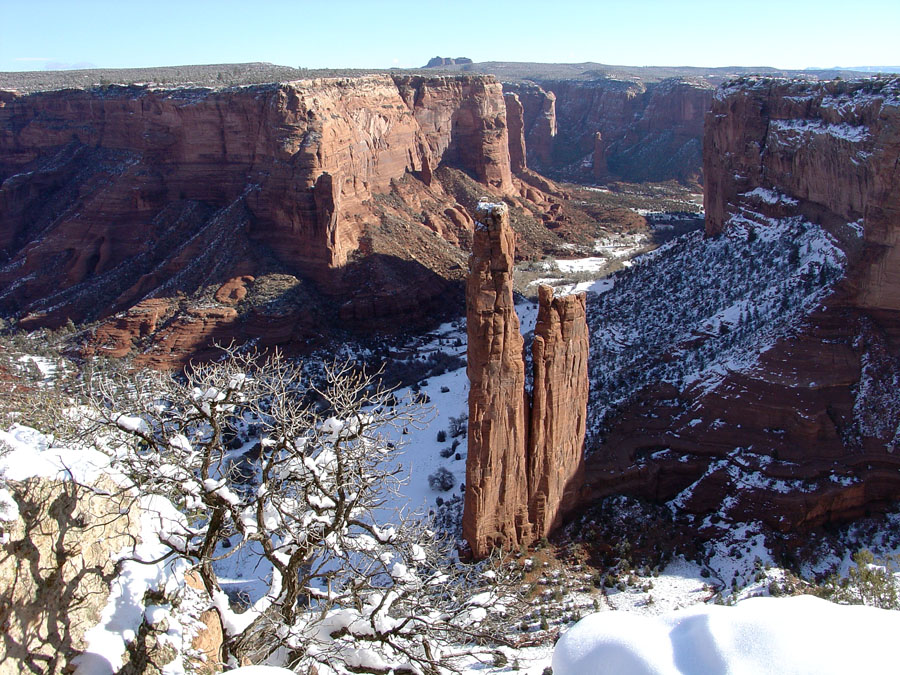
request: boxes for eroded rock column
[463,203,588,558]
[463,202,531,558]
[504,92,528,174]
[528,284,588,539]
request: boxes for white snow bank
[74,494,190,674]
[0,424,119,484]
[552,595,900,675]
[556,257,608,273]
[224,668,295,674]
[0,487,19,522]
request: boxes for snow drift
[552,594,900,675]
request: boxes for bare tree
[85,347,522,673]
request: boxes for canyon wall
[704,76,900,314]
[505,77,713,184]
[463,202,588,558]
[0,74,521,364]
[580,76,900,532]
[502,82,557,167]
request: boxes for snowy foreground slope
[554,595,900,675]
[5,326,900,674]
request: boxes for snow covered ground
[4,351,900,675]
[554,595,900,675]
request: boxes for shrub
[448,414,468,438]
[428,467,455,492]
[82,348,521,671]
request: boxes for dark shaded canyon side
[580,76,900,532]
[504,77,713,184]
[0,74,526,366]
[463,202,588,558]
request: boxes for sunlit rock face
[464,202,588,558]
[0,74,515,366]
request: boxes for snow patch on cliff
[770,118,869,142]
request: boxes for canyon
[0,73,582,367]
[575,76,900,533]
[4,63,900,555]
[461,75,900,556]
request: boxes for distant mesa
[423,56,473,68]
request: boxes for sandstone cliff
[463,202,531,556]
[579,76,900,533]
[463,203,588,558]
[528,285,589,538]
[502,82,557,167]
[0,74,531,365]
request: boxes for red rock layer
[0,75,514,327]
[704,77,900,314]
[463,203,588,558]
[463,202,531,557]
[504,93,528,174]
[502,82,557,167]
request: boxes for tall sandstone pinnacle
[463,202,588,559]
[463,202,531,556]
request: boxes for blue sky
[2,0,898,72]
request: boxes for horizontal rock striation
[463,202,588,558]
[0,74,519,364]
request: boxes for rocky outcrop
[578,76,900,532]
[502,82,557,166]
[424,57,473,68]
[0,74,519,363]
[704,77,900,319]
[591,132,607,180]
[504,93,528,174]
[0,476,140,673]
[528,285,589,539]
[463,202,531,557]
[463,203,588,558]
